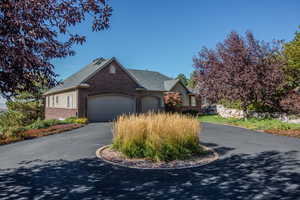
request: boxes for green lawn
[198,115,300,131]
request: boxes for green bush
[219,99,277,112]
[64,117,88,124]
[64,117,78,124]
[26,117,88,130]
[219,99,243,110]
[181,109,200,116]
[0,111,24,138]
[73,118,88,124]
[26,119,66,130]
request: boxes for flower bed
[0,123,84,145]
[264,129,300,138]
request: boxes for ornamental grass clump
[112,113,202,162]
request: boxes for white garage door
[141,96,160,113]
[87,95,136,122]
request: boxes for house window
[52,96,55,107]
[67,96,71,108]
[109,65,116,74]
[191,96,196,107]
[56,96,59,104]
[47,96,50,107]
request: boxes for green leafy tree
[0,81,48,137]
[176,73,189,87]
[187,71,197,88]
[284,27,300,88]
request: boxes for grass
[112,112,204,162]
[198,115,300,131]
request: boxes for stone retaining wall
[215,104,300,124]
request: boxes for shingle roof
[44,57,187,95]
[127,69,173,91]
[164,79,179,91]
[45,58,110,94]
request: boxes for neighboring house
[44,57,201,122]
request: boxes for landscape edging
[96,144,219,170]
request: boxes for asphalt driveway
[0,122,300,200]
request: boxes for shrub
[26,119,65,130]
[64,117,88,124]
[74,118,88,124]
[64,117,78,124]
[181,109,200,116]
[219,99,243,110]
[280,90,300,114]
[112,113,203,161]
[164,92,183,112]
[0,111,24,138]
[219,99,276,113]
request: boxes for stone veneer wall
[216,104,300,124]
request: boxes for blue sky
[52,0,300,81]
[1,0,300,106]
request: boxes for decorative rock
[215,104,300,124]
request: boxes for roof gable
[168,80,191,94]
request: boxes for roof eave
[43,84,90,96]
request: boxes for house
[44,57,201,122]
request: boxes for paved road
[0,123,300,200]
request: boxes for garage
[87,95,136,122]
[141,96,160,113]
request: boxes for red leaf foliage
[164,92,183,112]
[280,90,300,114]
[193,31,286,112]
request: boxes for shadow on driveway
[0,145,299,200]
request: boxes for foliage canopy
[0,0,112,98]
[193,31,286,113]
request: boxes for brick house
[44,57,201,122]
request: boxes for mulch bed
[0,123,84,145]
[97,145,219,169]
[264,129,300,138]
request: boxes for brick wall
[45,107,78,119]
[78,60,141,117]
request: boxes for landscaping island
[97,144,218,169]
[97,113,218,169]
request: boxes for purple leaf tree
[0,0,112,98]
[193,31,286,114]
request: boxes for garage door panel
[141,96,160,113]
[88,95,135,122]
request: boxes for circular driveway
[0,122,300,200]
